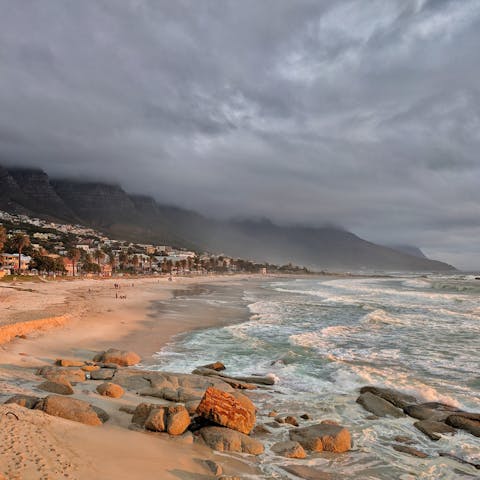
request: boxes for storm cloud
[1,0,479,268]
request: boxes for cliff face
[0,164,456,272]
[51,180,137,226]
[0,166,31,214]
[8,168,77,221]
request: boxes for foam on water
[152,274,480,478]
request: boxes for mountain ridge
[0,165,455,272]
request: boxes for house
[0,253,32,272]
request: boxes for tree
[11,234,30,272]
[93,249,105,266]
[132,254,139,273]
[108,253,117,273]
[148,253,155,272]
[0,226,6,252]
[68,248,81,277]
[119,251,128,270]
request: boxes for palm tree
[108,253,117,274]
[132,254,139,273]
[119,251,128,270]
[148,253,155,272]
[68,248,81,277]
[0,226,6,252]
[12,234,30,273]
[93,249,105,266]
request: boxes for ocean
[151,274,480,479]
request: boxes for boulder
[37,366,86,383]
[393,444,428,458]
[357,392,404,418]
[439,452,480,470]
[4,394,41,409]
[93,348,141,367]
[300,413,311,420]
[289,424,351,453]
[132,403,160,426]
[199,361,225,371]
[359,386,417,409]
[404,403,460,422]
[38,376,74,396]
[199,426,264,455]
[37,395,103,426]
[145,408,166,432]
[271,440,307,459]
[196,387,256,434]
[446,415,480,437]
[414,420,456,441]
[96,382,124,399]
[275,415,298,426]
[165,405,190,435]
[114,369,233,402]
[394,435,415,444]
[91,368,116,381]
[119,405,136,415]
[55,359,85,367]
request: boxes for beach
[1,273,480,480]
[0,274,266,480]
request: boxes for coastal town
[0,210,308,279]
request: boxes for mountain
[0,165,455,272]
[389,245,428,259]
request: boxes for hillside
[0,165,455,271]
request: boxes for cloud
[0,0,479,269]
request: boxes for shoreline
[0,273,281,479]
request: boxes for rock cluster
[357,384,480,465]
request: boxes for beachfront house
[0,253,32,272]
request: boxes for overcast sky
[1,1,479,269]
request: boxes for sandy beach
[0,274,266,480]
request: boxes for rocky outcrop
[56,359,85,367]
[446,415,480,437]
[289,423,351,453]
[36,395,103,426]
[199,426,264,455]
[271,440,307,459]
[199,361,225,371]
[404,402,460,422]
[96,382,124,399]
[93,349,141,367]
[359,386,417,409]
[133,403,190,435]
[414,420,456,441]
[357,392,404,418]
[196,387,256,434]
[114,369,233,403]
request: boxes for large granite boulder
[96,382,124,399]
[36,395,103,426]
[359,386,417,409]
[91,368,116,381]
[446,415,480,437]
[37,366,86,383]
[199,426,264,455]
[404,402,461,422]
[38,376,74,396]
[114,369,233,403]
[139,404,191,435]
[414,420,456,441]
[289,423,351,453]
[4,394,41,409]
[196,387,256,434]
[93,348,141,367]
[271,440,307,459]
[357,392,404,418]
